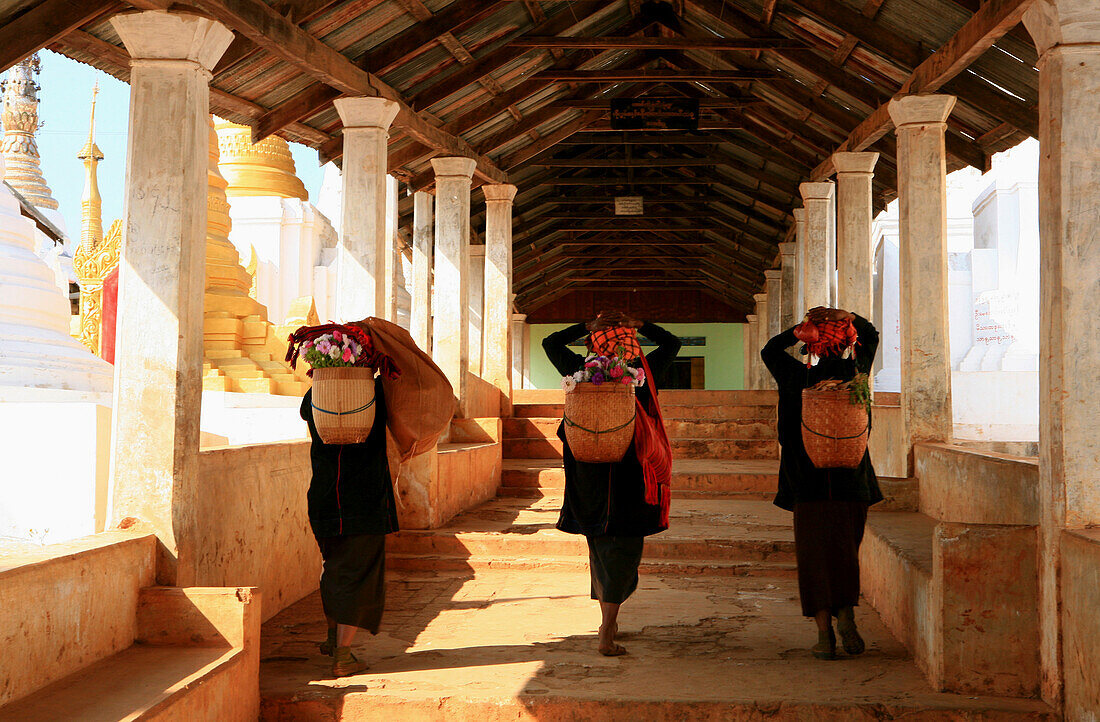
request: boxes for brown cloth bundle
[349,317,456,463]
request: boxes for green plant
[848,373,872,413]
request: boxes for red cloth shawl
[633,353,672,527]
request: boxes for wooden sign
[614,196,644,215]
[609,98,700,130]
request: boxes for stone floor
[260,507,1054,720]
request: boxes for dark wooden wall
[525,290,745,324]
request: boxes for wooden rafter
[536,68,773,82]
[810,0,1036,179]
[186,0,508,183]
[0,0,119,73]
[510,36,807,50]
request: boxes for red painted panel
[101,265,119,365]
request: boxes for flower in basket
[562,352,645,390]
[285,323,401,379]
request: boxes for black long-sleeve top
[761,314,883,511]
[300,378,399,538]
[542,322,682,537]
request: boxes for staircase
[258,388,1057,721]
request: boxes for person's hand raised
[807,306,854,324]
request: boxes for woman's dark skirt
[317,533,386,632]
[587,535,644,604]
[792,501,868,617]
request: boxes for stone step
[513,403,777,421]
[501,459,779,496]
[387,554,797,578]
[497,486,773,501]
[502,436,779,460]
[386,497,796,569]
[503,417,777,441]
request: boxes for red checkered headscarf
[794,316,858,366]
[587,325,643,360]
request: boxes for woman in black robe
[543,314,681,656]
[300,377,399,677]
[761,306,882,660]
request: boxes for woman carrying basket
[542,312,681,657]
[761,306,882,661]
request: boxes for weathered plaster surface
[482,184,517,416]
[107,11,234,585]
[889,95,956,465]
[799,182,834,311]
[916,443,1039,525]
[833,152,879,320]
[431,157,477,415]
[333,97,399,321]
[410,190,433,350]
[1061,530,1100,720]
[778,242,797,330]
[0,531,156,706]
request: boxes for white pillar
[753,292,772,389]
[799,182,835,311]
[764,269,783,339]
[889,95,956,459]
[383,173,399,321]
[333,97,399,321]
[430,157,476,413]
[468,245,485,376]
[1024,1,1100,706]
[873,233,902,391]
[511,312,529,391]
[793,208,807,318]
[410,190,433,351]
[744,314,758,390]
[108,11,233,584]
[778,242,798,331]
[483,184,517,415]
[833,151,879,319]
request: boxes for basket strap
[563,408,637,435]
[801,418,868,440]
[312,396,376,416]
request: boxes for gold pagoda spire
[1,55,58,210]
[213,117,308,200]
[77,82,104,249]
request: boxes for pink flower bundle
[561,353,645,391]
[285,323,401,379]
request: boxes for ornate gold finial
[73,218,122,355]
[246,244,259,300]
[77,82,104,250]
[213,117,308,200]
[1,55,58,210]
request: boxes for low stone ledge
[916,443,1039,525]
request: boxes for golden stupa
[213,117,308,201]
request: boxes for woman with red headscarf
[761,306,883,661]
[542,312,681,656]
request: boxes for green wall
[529,323,746,390]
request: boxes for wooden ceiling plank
[0,0,120,74]
[510,35,807,50]
[186,0,507,183]
[537,68,773,81]
[811,0,1035,178]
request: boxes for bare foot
[598,625,627,656]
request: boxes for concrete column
[753,292,773,389]
[511,312,529,391]
[383,173,399,321]
[744,314,758,389]
[888,95,956,459]
[764,269,783,339]
[108,11,233,584]
[833,151,879,319]
[468,245,485,376]
[799,182,835,311]
[333,97,399,321]
[793,208,807,318]
[482,184,517,415]
[1024,1,1100,705]
[410,190,433,351]
[430,157,476,414]
[778,242,798,330]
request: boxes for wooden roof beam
[253,0,510,141]
[510,36,807,50]
[536,68,773,82]
[811,0,1035,179]
[0,0,119,73]
[186,0,507,183]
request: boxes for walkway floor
[260,505,1054,720]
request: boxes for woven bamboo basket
[564,383,636,463]
[801,387,869,469]
[310,367,377,445]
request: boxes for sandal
[836,607,865,655]
[332,646,369,677]
[812,627,837,660]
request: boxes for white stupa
[0,152,114,395]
